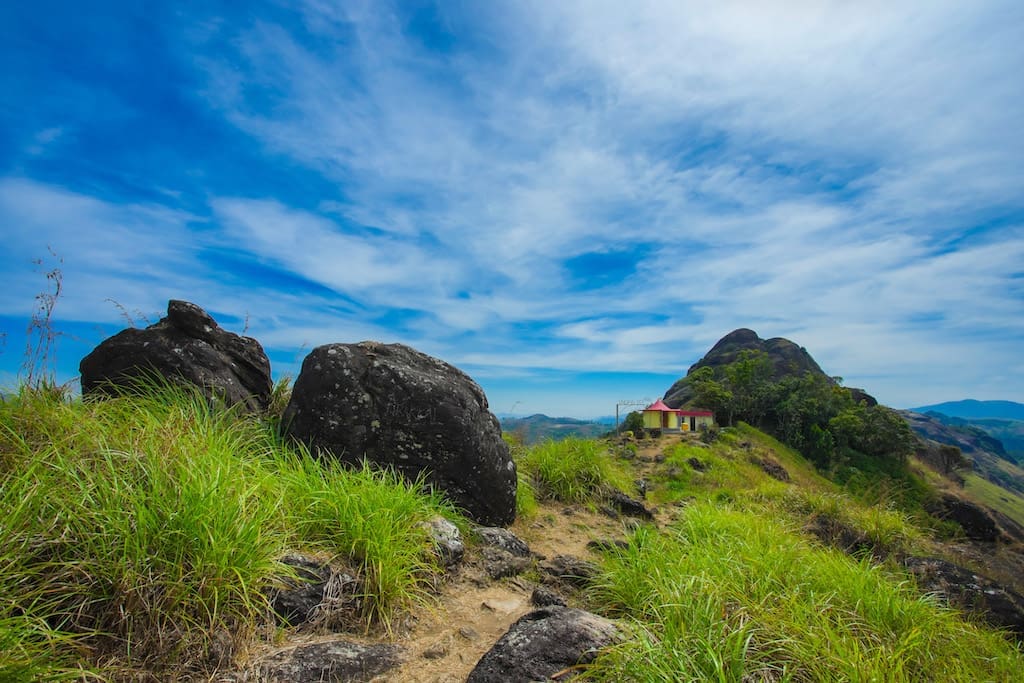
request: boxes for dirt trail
[246,434,690,682]
[383,434,692,681]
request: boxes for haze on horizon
[2,1,1023,419]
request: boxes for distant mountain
[500,414,609,444]
[918,410,1024,465]
[901,411,1024,495]
[910,400,1024,421]
[664,328,876,408]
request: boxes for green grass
[586,503,1024,681]
[963,471,1024,528]
[518,437,633,503]
[0,382,461,675]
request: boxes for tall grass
[272,452,458,630]
[0,384,285,668]
[518,437,633,503]
[586,503,1024,681]
[0,381,461,675]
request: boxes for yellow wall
[642,411,661,429]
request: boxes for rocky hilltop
[663,328,875,408]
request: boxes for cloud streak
[1,0,1022,415]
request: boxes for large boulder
[466,607,623,682]
[80,300,272,413]
[282,342,517,526]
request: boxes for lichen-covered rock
[80,300,271,413]
[466,607,622,682]
[282,342,517,526]
[903,556,1024,636]
[422,517,465,568]
[475,527,531,557]
[258,641,403,683]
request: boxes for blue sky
[2,1,1023,418]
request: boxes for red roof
[643,400,713,418]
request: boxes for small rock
[475,527,531,557]
[259,641,403,683]
[458,626,480,641]
[540,555,599,589]
[482,547,532,579]
[422,637,451,660]
[686,457,708,472]
[531,587,567,607]
[606,490,655,520]
[466,607,623,683]
[423,517,465,567]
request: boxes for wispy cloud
[1,0,1022,414]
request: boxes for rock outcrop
[663,328,876,408]
[903,556,1024,636]
[466,607,623,682]
[282,342,517,526]
[80,300,272,413]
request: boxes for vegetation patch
[518,437,633,503]
[586,503,1024,681]
[0,382,459,675]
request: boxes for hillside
[499,414,609,444]
[916,411,1024,465]
[3,386,1024,681]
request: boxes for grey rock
[482,547,533,580]
[475,526,531,557]
[540,555,600,589]
[270,554,361,628]
[466,607,623,682]
[423,517,465,567]
[259,641,403,683]
[282,342,517,526]
[531,587,568,607]
[80,300,272,413]
[903,556,1024,636]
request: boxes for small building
[642,399,714,432]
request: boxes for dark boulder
[926,493,1002,542]
[258,641,404,683]
[282,342,517,526]
[903,556,1024,636]
[475,526,532,557]
[466,607,623,682]
[80,300,272,413]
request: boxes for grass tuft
[518,437,633,503]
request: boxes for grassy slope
[963,471,1024,527]
[3,386,1023,681]
[517,428,1024,681]
[0,384,460,679]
